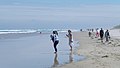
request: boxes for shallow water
[0,32,85,68]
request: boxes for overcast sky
[0,0,120,29]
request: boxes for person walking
[66,30,73,51]
[50,31,59,54]
[95,28,99,38]
[105,30,110,42]
[100,28,104,42]
[88,31,92,37]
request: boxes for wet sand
[57,31,120,68]
[0,32,85,68]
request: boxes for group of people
[50,30,73,54]
[88,28,110,42]
[50,28,110,53]
[100,28,110,42]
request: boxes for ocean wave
[0,29,37,34]
[0,29,80,35]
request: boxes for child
[66,30,73,51]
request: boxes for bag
[50,35,54,42]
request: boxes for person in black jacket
[100,28,104,42]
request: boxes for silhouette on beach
[100,28,104,42]
[105,30,110,42]
[88,29,94,39]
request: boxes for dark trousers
[106,36,109,41]
[54,41,59,52]
[100,35,103,40]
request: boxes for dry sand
[57,32,120,68]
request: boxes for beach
[57,30,120,68]
[1,0,120,68]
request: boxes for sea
[0,29,85,68]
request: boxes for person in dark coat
[100,28,104,42]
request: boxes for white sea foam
[0,29,80,35]
[0,29,37,34]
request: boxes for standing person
[91,29,95,39]
[92,29,94,32]
[105,30,110,42]
[95,28,99,38]
[100,28,104,42]
[88,31,92,37]
[80,29,82,31]
[50,31,59,54]
[66,30,73,51]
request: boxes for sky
[0,0,120,29]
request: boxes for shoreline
[0,32,84,68]
[57,31,120,68]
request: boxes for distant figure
[100,28,104,42]
[95,29,99,38]
[88,31,92,37]
[91,29,95,39]
[105,30,110,42]
[80,29,82,31]
[92,29,94,32]
[52,53,59,67]
[66,30,73,51]
[40,32,42,34]
[50,31,59,54]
